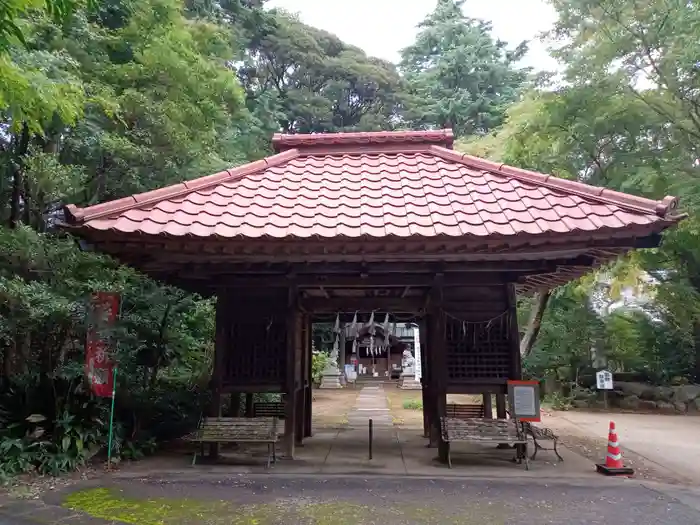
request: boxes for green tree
[460,0,700,384]
[239,10,407,134]
[399,0,530,137]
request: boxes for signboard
[507,380,541,422]
[85,292,120,397]
[596,370,614,390]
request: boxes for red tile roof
[64,130,681,241]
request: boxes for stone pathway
[346,384,393,429]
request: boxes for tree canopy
[399,0,530,137]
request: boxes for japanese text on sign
[596,370,614,390]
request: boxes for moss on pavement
[63,486,510,524]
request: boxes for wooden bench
[445,403,485,419]
[252,401,285,419]
[186,417,279,468]
[523,422,563,461]
[440,417,529,470]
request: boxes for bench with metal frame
[186,416,279,468]
[523,421,563,461]
[445,403,485,419]
[440,417,529,470]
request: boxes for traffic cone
[596,421,634,476]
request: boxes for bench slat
[253,402,286,419]
[446,403,485,419]
[440,417,526,444]
[187,417,279,444]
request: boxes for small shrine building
[63,129,683,460]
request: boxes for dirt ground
[311,388,360,429]
[385,388,481,428]
[544,410,700,485]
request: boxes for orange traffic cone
[596,421,634,476]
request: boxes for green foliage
[462,0,700,387]
[402,399,423,410]
[400,0,530,137]
[311,352,331,386]
[542,392,573,411]
[240,9,406,134]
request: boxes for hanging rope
[442,309,510,326]
[442,309,511,339]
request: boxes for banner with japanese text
[85,292,120,397]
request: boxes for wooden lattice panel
[444,312,512,380]
[223,314,287,386]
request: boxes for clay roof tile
[64,130,683,241]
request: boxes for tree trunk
[8,124,30,229]
[519,290,551,358]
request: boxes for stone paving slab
[0,498,119,525]
[349,385,393,427]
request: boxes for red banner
[85,292,120,397]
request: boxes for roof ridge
[273,129,454,152]
[65,149,300,223]
[428,146,679,218]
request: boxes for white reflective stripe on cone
[607,441,619,447]
[606,452,622,461]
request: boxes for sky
[266,0,560,71]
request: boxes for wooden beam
[221,384,283,393]
[209,272,523,288]
[146,259,578,277]
[446,382,508,395]
[300,297,426,313]
[90,232,662,265]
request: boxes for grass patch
[402,398,423,410]
[62,487,477,524]
[63,488,229,525]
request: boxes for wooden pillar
[507,284,523,381]
[304,316,313,437]
[209,291,228,458]
[428,277,447,460]
[496,394,507,419]
[284,285,299,458]
[230,393,241,416]
[419,319,430,438]
[506,283,526,455]
[245,393,254,417]
[483,393,493,419]
[435,319,448,461]
[426,314,439,447]
[296,314,309,445]
[339,327,346,383]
